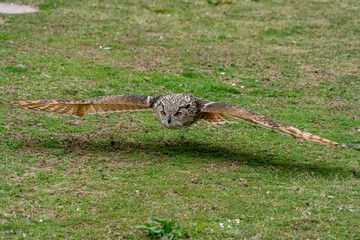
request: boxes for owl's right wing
[12,95,153,117]
[200,101,355,149]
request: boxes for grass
[0,0,359,239]
[135,215,189,239]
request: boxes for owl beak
[167,116,171,124]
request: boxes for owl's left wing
[12,95,152,117]
[200,101,354,149]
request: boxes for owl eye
[161,111,166,116]
[174,112,182,117]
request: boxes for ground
[0,0,359,239]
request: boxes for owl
[6,93,357,149]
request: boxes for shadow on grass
[19,133,357,179]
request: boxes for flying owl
[6,94,357,149]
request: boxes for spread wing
[12,95,152,117]
[200,101,353,149]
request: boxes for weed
[136,216,189,239]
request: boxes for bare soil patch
[0,3,38,14]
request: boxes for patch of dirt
[0,3,38,14]
[119,46,177,72]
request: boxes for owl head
[153,94,197,129]
[154,104,191,129]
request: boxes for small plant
[135,216,189,239]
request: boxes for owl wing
[12,95,152,117]
[201,112,236,123]
[200,101,353,149]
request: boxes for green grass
[1,0,359,239]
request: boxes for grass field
[1,0,359,239]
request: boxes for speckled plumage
[150,94,206,128]
[10,93,356,149]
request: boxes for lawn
[0,0,359,239]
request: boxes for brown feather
[12,95,152,117]
[201,102,350,149]
[202,112,235,123]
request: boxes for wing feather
[12,95,152,117]
[201,112,235,123]
[91,104,99,113]
[200,102,351,149]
